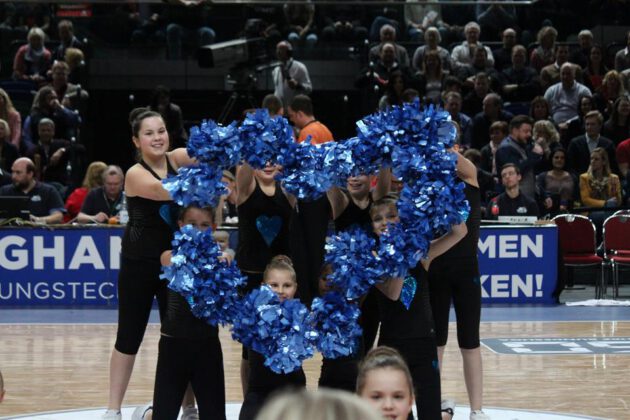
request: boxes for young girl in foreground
[238,255,306,420]
[134,206,228,420]
[357,346,415,420]
[371,198,466,420]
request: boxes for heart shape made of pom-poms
[256,215,283,246]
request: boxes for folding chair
[602,214,630,298]
[552,214,606,298]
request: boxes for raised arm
[326,186,349,220]
[236,163,256,206]
[422,221,468,270]
[453,149,479,187]
[372,167,392,201]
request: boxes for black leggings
[360,288,380,355]
[152,335,226,420]
[380,338,442,420]
[428,258,481,349]
[115,256,168,355]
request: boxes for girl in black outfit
[103,110,195,420]
[235,162,294,394]
[370,198,467,420]
[315,172,391,392]
[239,256,306,420]
[145,206,228,420]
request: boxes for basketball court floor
[1,287,629,420]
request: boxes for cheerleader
[370,197,466,420]
[134,206,228,420]
[357,346,415,420]
[238,256,306,420]
[235,161,294,393]
[103,109,196,420]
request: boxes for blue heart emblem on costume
[400,275,417,310]
[159,204,180,232]
[256,215,283,246]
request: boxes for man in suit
[566,110,618,176]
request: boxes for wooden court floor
[0,321,629,419]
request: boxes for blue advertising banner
[0,227,123,306]
[478,225,558,304]
[0,224,558,306]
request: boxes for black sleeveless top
[376,265,435,342]
[121,158,178,261]
[433,182,481,270]
[334,191,373,233]
[236,180,292,272]
[161,289,219,339]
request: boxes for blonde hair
[0,119,10,140]
[588,147,612,177]
[369,196,399,220]
[533,120,560,143]
[256,389,382,420]
[27,27,46,43]
[356,346,414,396]
[65,47,84,70]
[601,70,627,97]
[263,255,297,284]
[81,161,107,189]
[213,230,229,242]
[0,88,17,121]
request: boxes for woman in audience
[378,70,407,110]
[65,47,86,85]
[602,95,630,146]
[533,119,562,172]
[593,70,627,118]
[579,147,622,241]
[417,50,446,105]
[530,26,557,72]
[412,26,452,74]
[64,160,107,223]
[29,86,81,143]
[529,96,554,124]
[583,44,609,92]
[536,148,577,216]
[12,27,52,86]
[480,120,508,181]
[0,88,22,148]
[0,119,19,177]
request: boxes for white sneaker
[441,399,455,418]
[132,403,153,420]
[181,405,199,420]
[470,410,490,420]
[101,410,121,420]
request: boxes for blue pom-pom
[310,291,362,359]
[162,164,226,208]
[280,139,336,200]
[231,285,317,374]
[161,225,247,326]
[324,228,385,300]
[187,119,242,168]
[240,109,296,169]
